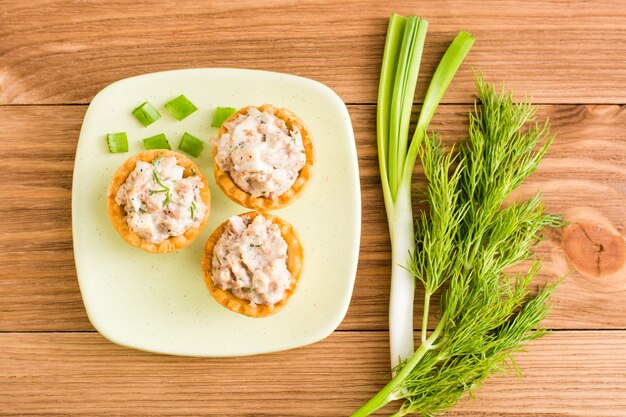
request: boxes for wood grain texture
[1,104,625,331]
[2,1,626,416]
[1,1,626,105]
[0,331,624,416]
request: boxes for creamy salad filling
[212,214,292,306]
[215,108,307,199]
[115,155,207,244]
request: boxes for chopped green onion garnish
[143,133,171,150]
[211,106,237,127]
[178,132,204,157]
[164,95,198,120]
[106,132,128,153]
[132,101,161,127]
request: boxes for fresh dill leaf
[163,192,171,206]
[148,189,168,195]
[409,134,467,296]
[152,170,167,189]
[352,77,563,417]
[152,152,163,167]
[151,169,171,207]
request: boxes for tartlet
[213,104,315,210]
[201,211,304,318]
[107,149,211,253]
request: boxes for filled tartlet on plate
[213,104,314,210]
[107,150,211,253]
[201,211,303,318]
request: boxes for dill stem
[351,322,445,417]
[421,291,431,347]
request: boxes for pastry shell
[201,211,303,318]
[213,104,314,210]
[107,150,211,253]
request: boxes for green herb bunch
[352,77,563,417]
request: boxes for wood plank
[1,1,626,105]
[0,331,624,416]
[1,104,625,332]
[0,106,88,330]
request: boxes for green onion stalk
[376,13,475,371]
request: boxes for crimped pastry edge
[213,104,315,211]
[107,149,211,253]
[201,211,304,318]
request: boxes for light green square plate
[72,68,361,356]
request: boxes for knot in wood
[561,221,626,279]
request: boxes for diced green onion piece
[106,132,128,153]
[143,133,171,150]
[178,132,204,157]
[132,101,161,127]
[211,106,237,127]
[164,95,198,120]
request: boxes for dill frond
[352,76,563,417]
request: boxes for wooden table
[1,1,625,415]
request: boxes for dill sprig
[352,77,563,417]
[151,169,172,206]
